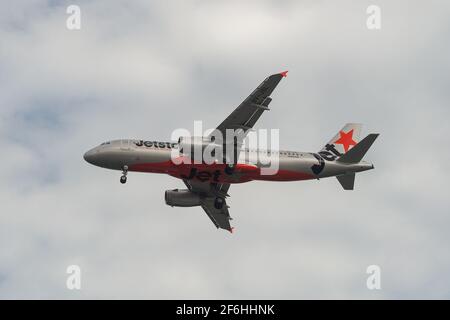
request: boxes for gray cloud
[0,0,449,299]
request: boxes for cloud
[0,0,449,299]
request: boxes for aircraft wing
[183,180,233,232]
[201,199,232,233]
[210,71,287,163]
[181,72,287,232]
[214,71,287,137]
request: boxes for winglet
[280,70,288,78]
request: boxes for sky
[0,0,449,299]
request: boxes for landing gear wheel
[120,165,128,184]
[214,197,225,210]
[224,164,235,175]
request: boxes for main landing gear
[120,165,128,184]
[214,197,225,210]
[224,164,235,175]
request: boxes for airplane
[84,71,379,233]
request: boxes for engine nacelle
[165,189,202,207]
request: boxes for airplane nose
[83,149,96,164]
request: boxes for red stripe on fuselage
[129,160,314,183]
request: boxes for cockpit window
[100,142,111,146]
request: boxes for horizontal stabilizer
[336,173,355,190]
[337,134,379,164]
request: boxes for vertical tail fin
[319,123,362,160]
[335,133,379,190]
[337,134,379,164]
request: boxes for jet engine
[165,189,202,207]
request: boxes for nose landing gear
[120,165,128,184]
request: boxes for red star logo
[334,129,357,153]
